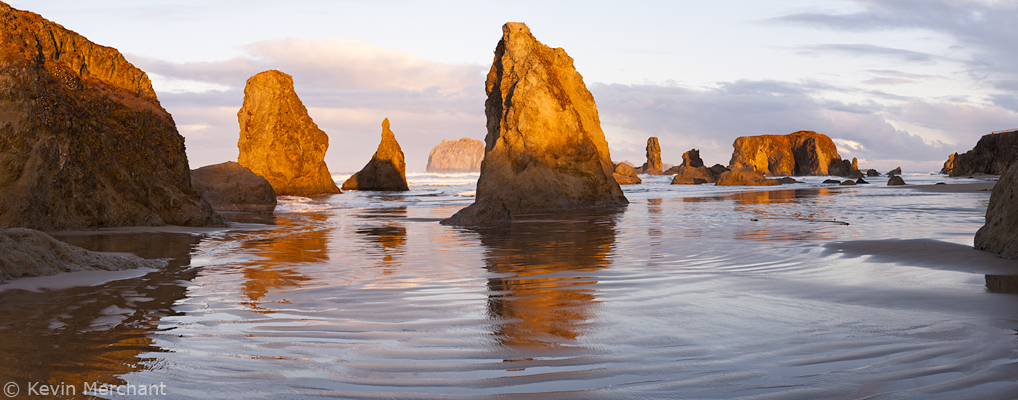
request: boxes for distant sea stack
[641,137,663,175]
[0,3,224,230]
[975,161,1018,259]
[442,22,627,226]
[342,118,410,191]
[671,148,724,185]
[191,162,277,214]
[940,129,1018,176]
[237,70,341,196]
[426,138,484,173]
[728,131,857,177]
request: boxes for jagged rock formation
[342,118,410,191]
[191,162,277,214]
[442,22,627,227]
[671,149,721,185]
[887,167,902,176]
[641,137,663,175]
[715,170,780,186]
[426,138,484,173]
[941,129,1018,176]
[0,228,166,282]
[0,3,224,230]
[728,131,858,177]
[975,161,1018,259]
[237,70,341,196]
[613,162,641,185]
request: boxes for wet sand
[2,177,1017,399]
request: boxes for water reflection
[725,189,842,242]
[478,211,619,348]
[354,207,408,275]
[238,214,327,309]
[0,232,203,390]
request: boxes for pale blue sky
[12,0,1018,172]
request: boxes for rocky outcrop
[641,137,663,175]
[613,162,641,185]
[0,228,165,282]
[671,148,721,185]
[728,131,858,177]
[975,161,1018,258]
[191,162,276,214]
[887,167,902,176]
[865,169,880,177]
[342,119,410,191]
[715,170,781,186]
[941,129,1018,176]
[442,23,627,227]
[887,175,906,186]
[0,3,224,230]
[426,138,484,173]
[709,164,731,176]
[237,70,341,196]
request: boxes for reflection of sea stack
[0,3,224,230]
[442,22,627,226]
[427,138,484,173]
[975,162,1018,259]
[237,70,341,196]
[342,118,410,191]
[728,131,857,177]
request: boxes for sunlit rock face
[426,138,484,173]
[0,2,224,230]
[941,130,1018,176]
[442,22,627,227]
[237,70,341,196]
[342,118,410,191]
[191,161,277,214]
[613,162,642,185]
[975,161,1018,259]
[642,137,663,175]
[728,131,855,177]
[671,149,719,185]
[715,170,781,186]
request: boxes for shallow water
[2,173,1018,399]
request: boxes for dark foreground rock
[191,162,277,214]
[441,23,627,227]
[888,176,906,186]
[974,161,1018,258]
[426,138,485,173]
[0,228,166,282]
[941,129,1018,176]
[0,3,224,230]
[343,118,410,191]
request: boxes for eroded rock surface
[0,3,224,230]
[941,129,1018,176]
[613,162,641,185]
[237,70,341,196]
[426,138,484,173]
[715,170,780,186]
[975,161,1018,258]
[191,162,277,214]
[0,228,165,282]
[641,137,663,175]
[728,131,857,177]
[343,118,410,191]
[442,22,627,226]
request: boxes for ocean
[2,171,1017,399]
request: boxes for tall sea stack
[342,118,410,191]
[0,3,223,230]
[237,70,341,196]
[642,137,663,175]
[442,22,627,227]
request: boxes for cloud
[796,44,938,63]
[131,38,488,172]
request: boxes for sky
[11,0,1018,173]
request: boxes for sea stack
[642,137,664,175]
[975,161,1018,259]
[442,22,627,226]
[342,118,410,191]
[426,138,484,173]
[728,131,856,176]
[237,70,341,196]
[940,129,1018,176]
[0,3,223,230]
